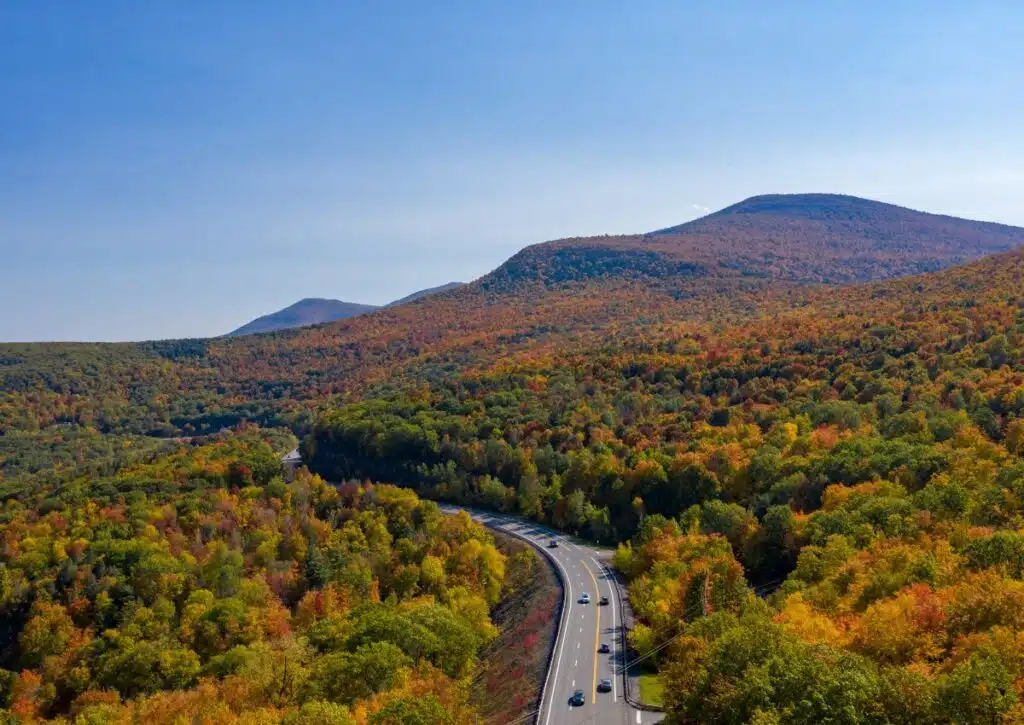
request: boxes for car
[579,593,590,604]
[547,539,559,548]
[599,595,609,605]
[598,643,610,653]
[597,679,612,693]
[570,689,585,706]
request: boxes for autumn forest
[4,194,1024,723]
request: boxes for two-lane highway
[438,504,662,725]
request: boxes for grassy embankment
[637,673,665,708]
[471,532,561,724]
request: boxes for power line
[622,573,788,674]
[622,627,690,672]
[620,596,705,673]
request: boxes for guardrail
[438,505,566,725]
[436,503,669,718]
[597,560,665,713]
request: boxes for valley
[3,194,1024,723]
[7,4,1024,722]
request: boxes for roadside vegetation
[470,533,559,725]
[0,428,507,723]
[308,250,1024,723]
[4,204,1024,721]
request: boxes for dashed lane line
[581,559,601,704]
[592,556,619,704]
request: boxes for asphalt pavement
[438,504,664,725]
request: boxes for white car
[580,593,591,604]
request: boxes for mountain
[8,192,1024,724]
[227,195,1024,337]
[6,192,1024,439]
[227,298,378,336]
[386,282,465,307]
[227,283,466,336]
[481,193,1024,291]
[305,244,1024,725]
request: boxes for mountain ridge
[4,192,1024,436]
[478,193,1024,292]
[226,281,466,337]
[385,281,465,307]
[226,298,378,337]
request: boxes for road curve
[438,504,663,725]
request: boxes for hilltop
[226,282,467,337]
[480,193,1024,291]
[227,298,378,336]
[3,193,1023,441]
[5,193,1024,723]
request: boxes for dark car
[598,643,610,653]
[547,539,559,548]
[598,679,613,693]
[570,689,585,706]
[599,595,609,605]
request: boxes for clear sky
[2,1,1023,341]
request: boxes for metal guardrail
[600,562,665,714]
[439,505,567,725]
[426,503,671,718]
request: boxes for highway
[438,504,664,725]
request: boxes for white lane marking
[442,511,628,720]
[542,548,573,725]
[574,659,578,666]
[637,711,642,723]
[580,627,583,633]
[593,555,619,703]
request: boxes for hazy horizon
[3,1,1023,342]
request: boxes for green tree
[285,701,356,725]
[369,695,455,725]
[19,602,75,668]
[938,654,1017,725]
[305,642,410,705]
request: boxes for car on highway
[597,679,612,693]
[547,538,559,548]
[599,595,609,605]
[598,643,610,653]
[570,689,585,706]
[579,593,590,604]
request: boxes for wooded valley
[3,195,1024,723]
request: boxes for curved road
[438,504,663,725]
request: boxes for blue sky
[2,1,1023,341]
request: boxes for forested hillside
[227,283,466,338]
[4,194,1024,722]
[0,427,506,723]
[3,195,1021,446]
[305,248,1024,723]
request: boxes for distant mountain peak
[722,192,881,211]
[654,193,919,234]
[227,298,378,337]
[482,193,1024,292]
[227,282,466,336]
